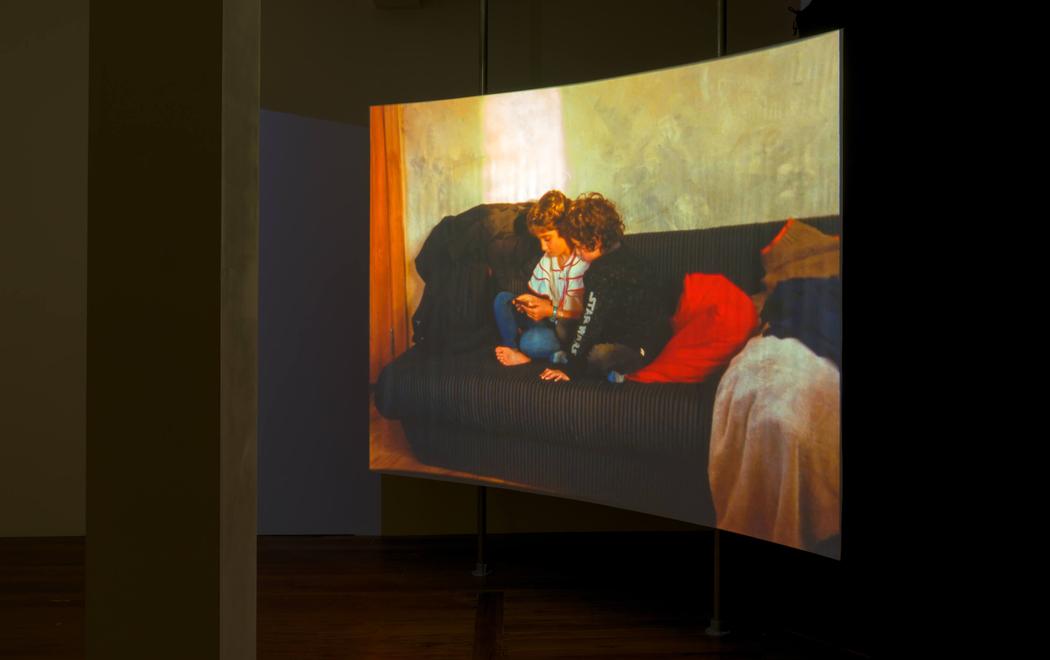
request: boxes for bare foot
[495,346,531,366]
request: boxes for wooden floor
[1,533,867,659]
[0,537,82,660]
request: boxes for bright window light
[482,89,568,203]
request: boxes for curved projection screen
[371,31,841,559]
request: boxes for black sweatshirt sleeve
[564,287,606,378]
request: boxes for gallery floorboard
[1,533,864,659]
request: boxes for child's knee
[586,344,618,371]
[586,343,640,376]
[493,291,514,310]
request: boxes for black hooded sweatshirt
[564,242,673,378]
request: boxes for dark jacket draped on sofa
[411,203,540,354]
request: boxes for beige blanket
[709,336,840,556]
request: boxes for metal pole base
[473,486,490,576]
[707,528,728,637]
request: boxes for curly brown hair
[562,192,624,251]
[526,190,571,232]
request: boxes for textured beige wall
[400,31,839,317]
[559,31,840,233]
[400,96,485,317]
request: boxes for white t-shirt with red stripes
[527,252,589,315]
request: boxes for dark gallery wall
[263,0,480,127]
[0,1,88,537]
[262,0,798,124]
[262,0,800,535]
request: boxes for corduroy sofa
[374,204,841,527]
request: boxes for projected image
[370,32,842,558]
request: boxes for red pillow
[628,273,757,383]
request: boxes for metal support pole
[716,0,727,57]
[472,0,495,583]
[706,7,729,635]
[479,0,489,94]
[470,0,493,580]
[472,486,491,576]
[706,529,729,636]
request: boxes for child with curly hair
[538,193,672,382]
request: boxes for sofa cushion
[752,218,840,315]
[628,273,758,383]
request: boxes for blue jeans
[493,291,561,360]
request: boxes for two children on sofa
[493,190,671,383]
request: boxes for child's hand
[514,294,539,307]
[515,294,553,321]
[523,298,553,321]
[516,295,558,321]
[540,368,570,382]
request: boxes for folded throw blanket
[709,335,840,557]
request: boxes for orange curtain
[369,105,410,383]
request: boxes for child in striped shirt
[493,190,589,366]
